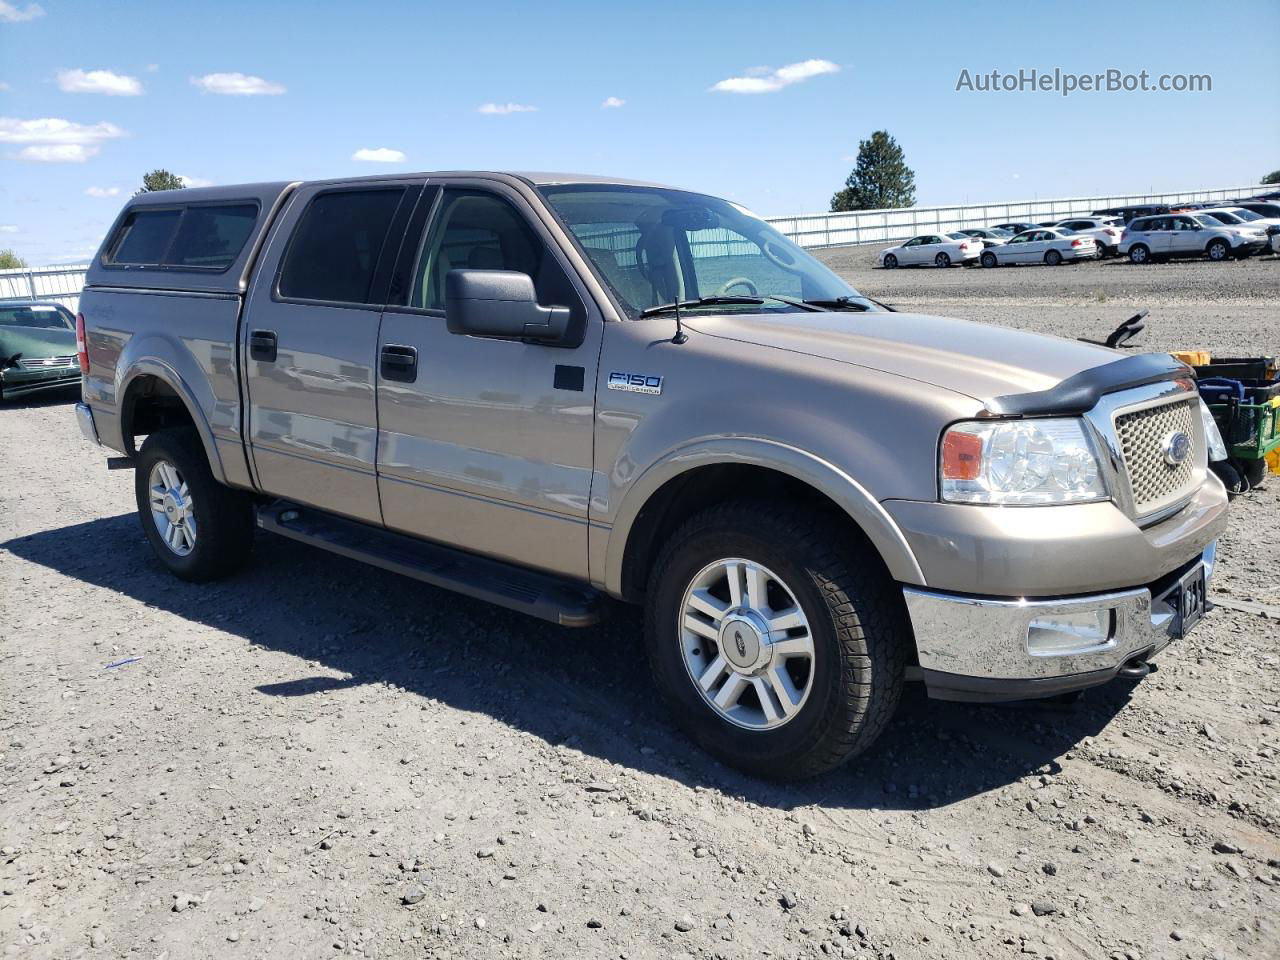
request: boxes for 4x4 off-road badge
[608,371,663,395]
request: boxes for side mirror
[444,269,570,343]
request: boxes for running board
[256,500,603,627]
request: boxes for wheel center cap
[719,612,768,673]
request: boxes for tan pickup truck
[74,172,1228,778]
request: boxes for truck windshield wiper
[639,296,765,318]
[796,296,876,312]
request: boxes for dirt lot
[2,253,1278,960]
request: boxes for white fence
[0,263,91,312]
[767,184,1272,249]
[1,183,1271,309]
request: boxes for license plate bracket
[1173,565,1207,639]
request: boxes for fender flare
[119,358,228,485]
[602,436,926,596]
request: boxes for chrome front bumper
[75,402,100,446]
[905,542,1217,701]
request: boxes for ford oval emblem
[1161,430,1192,466]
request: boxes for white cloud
[0,224,17,233]
[710,59,840,94]
[601,96,625,109]
[352,146,406,163]
[1,117,125,162]
[191,72,286,96]
[176,174,214,188]
[85,185,120,197]
[0,2,44,23]
[477,102,537,115]
[57,68,144,96]
[20,143,96,162]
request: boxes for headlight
[940,418,1108,505]
[1198,399,1228,461]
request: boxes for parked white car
[978,228,1096,267]
[879,233,980,268]
[1199,206,1280,231]
[955,227,1012,248]
[1119,213,1268,264]
[1052,217,1125,257]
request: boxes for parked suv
[1119,213,1267,263]
[1092,204,1170,224]
[74,173,1229,779]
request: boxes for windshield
[1209,212,1242,224]
[0,304,74,330]
[989,228,1012,237]
[539,184,872,318]
[1194,215,1221,228]
[946,232,971,241]
[1230,208,1262,221]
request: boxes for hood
[0,324,77,363]
[684,310,1120,404]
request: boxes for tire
[882,254,898,269]
[1128,244,1150,265]
[134,427,255,582]
[1206,239,1230,262]
[1241,458,1269,490]
[1210,460,1247,496]
[980,251,998,268]
[934,252,951,268]
[643,500,907,780]
[1044,249,1063,266]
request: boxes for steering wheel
[716,276,759,296]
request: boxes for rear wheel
[1206,239,1230,261]
[980,250,998,268]
[644,501,907,780]
[134,427,255,582]
[1128,244,1150,265]
[882,254,898,269]
[934,252,951,268]
[1044,249,1063,266]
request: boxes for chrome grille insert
[16,355,77,369]
[1113,397,1198,517]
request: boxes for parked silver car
[1052,217,1125,257]
[74,172,1228,779]
[979,227,1096,267]
[1119,213,1268,264]
[879,232,981,268]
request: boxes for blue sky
[2,0,1277,265]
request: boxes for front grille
[1114,398,1198,517]
[16,355,77,369]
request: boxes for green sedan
[0,302,81,401]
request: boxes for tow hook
[1116,656,1158,681]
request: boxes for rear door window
[277,188,406,304]
[165,204,257,270]
[108,209,182,264]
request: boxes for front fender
[601,436,926,596]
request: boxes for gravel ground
[2,255,1279,960]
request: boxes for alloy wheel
[148,459,197,556]
[678,558,815,730]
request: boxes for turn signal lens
[75,312,89,374]
[941,430,983,481]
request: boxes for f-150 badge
[607,371,663,395]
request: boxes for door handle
[249,330,277,362]
[380,344,418,383]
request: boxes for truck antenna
[672,296,688,345]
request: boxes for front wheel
[934,252,952,268]
[882,254,898,269]
[134,427,255,582]
[980,250,998,268]
[1206,239,1230,262]
[644,501,907,780]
